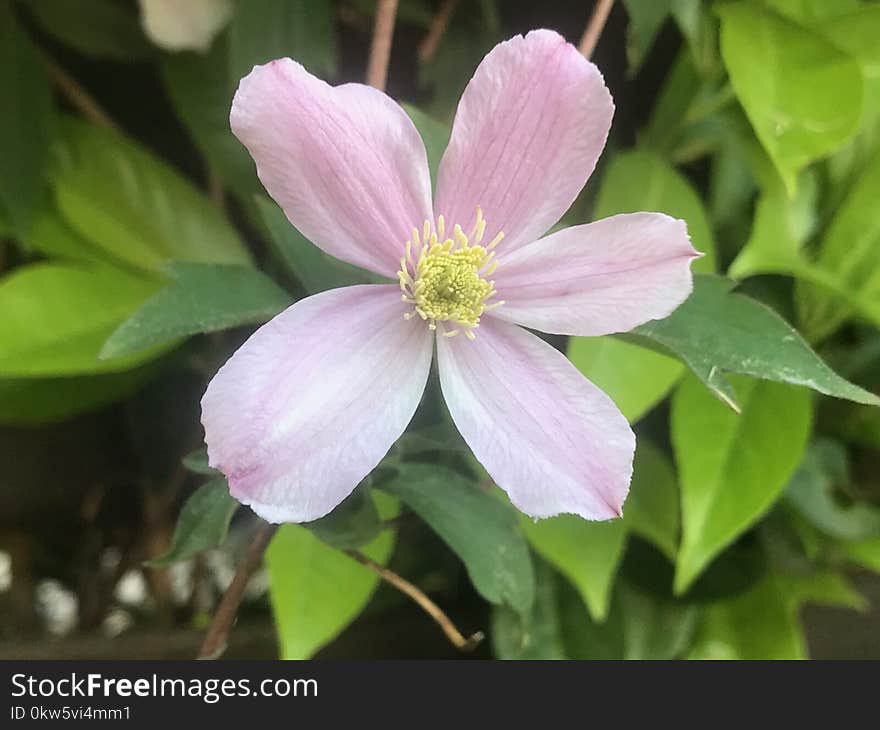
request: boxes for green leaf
[161,37,261,205]
[521,439,680,620]
[0,2,55,240]
[625,440,680,561]
[26,0,152,61]
[149,478,239,567]
[621,0,674,74]
[593,148,717,274]
[672,375,812,593]
[567,336,684,423]
[689,574,803,659]
[182,447,215,476]
[402,104,450,185]
[840,537,880,573]
[255,195,381,293]
[388,423,469,460]
[730,170,818,278]
[0,263,162,377]
[0,368,157,426]
[380,463,534,613]
[50,119,252,273]
[304,488,383,551]
[798,148,880,340]
[521,516,626,623]
[561,579,698,660]
[101,262,291,359]
[228,0,337,82]
[629,276,880,410]
[267,493,398,659]
[689,571,863,659]
[784,439,880,541]
[27,208,120,266]
[718,3,862,194]
[491,559,565,660]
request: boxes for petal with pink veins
[201,285,433,523]
[437,317,634,521]
[434,29,613,254]
[231,60,433,277]
[492,213,699,336]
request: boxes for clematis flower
[202,29,699,524]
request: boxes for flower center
[398,207,504,339]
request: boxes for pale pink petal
[491,213,699,336]
[231,60,432,277]
[201,285,433,523]
[438,318,634,520]
[434,29,613,254]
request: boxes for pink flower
[202,30,699,524]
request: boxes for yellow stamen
[397,207,504,338]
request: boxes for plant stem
[345,549,483,652]
[578,0,615,59]
[365,0,399,91]
[197,521,278,660]
[417,0,460,63]
[43,55,119,131]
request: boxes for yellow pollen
[397,207,503,338]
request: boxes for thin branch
[345,549,483,652]
[578,0,615,59]
[198,522,278,660]
[417,0,460,63]
[365,0,399,91]
[43,56,119,131]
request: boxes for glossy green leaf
[672,375,812,593]
[27,208,119,266]
[255,195,381,293]
[381,463,534,613]
[730,171,819,277]
[561,579,698,660]
[689,571,863,659]
[267,493,398,659]
[161,38,262,204]
[521,439,680,620]
[784,439,880,541]
[593,148,717,273]
[718,3,862,193]
[629,276,880,410]
[26,0,152,60]
[625,440,680,561]
[799,148,880,340]
[521,516,626,622]
[101,262,291,359]
[228,0,336,82]
[149,478,239,566]
[305,488,383,551]
[491,559,564,660]
[567,336,683,423]
[0,368,157,426]
[0,2,55,240]
[51,119,251,273]
[0,263,161,377]
[728,168,880,341]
